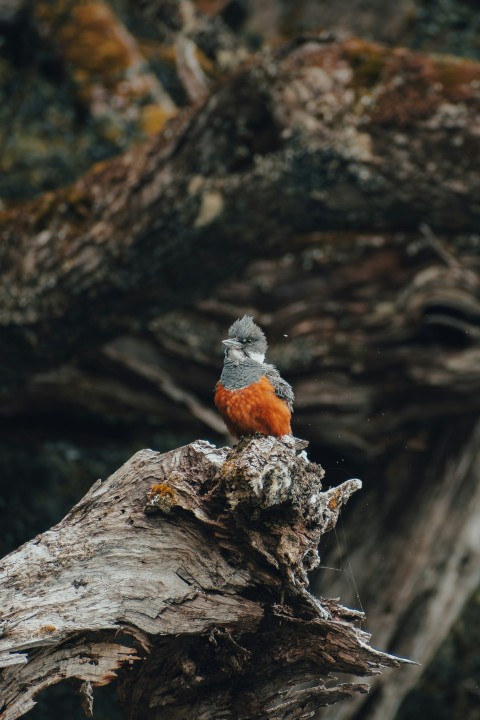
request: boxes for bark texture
[4,225,479,455]
[0,437,407,719]
[2,37,480,377]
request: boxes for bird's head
[222,315,267,364]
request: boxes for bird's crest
[228,315,266,344]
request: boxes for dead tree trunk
[0,437,407,720]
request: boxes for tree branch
[2,37,480,377]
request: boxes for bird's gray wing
[265,365,294,412]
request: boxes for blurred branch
[319,417,480,720]
[34,0,176,130]
[1,37,480,379]
[0,0,27,22]
[175,33,211,101]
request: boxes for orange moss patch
[25,183,94,232]
[342,39,389,88]
[146,483,177,515]
[194,0,230,15]
[38,624,57,634]
[35,0,173,125]
[377,53,479,125]
[141,39,218,81]
[195,47,217,78]
[148,483,175,499]
[36,1,136,84]
[327,494,339,511]
[140,105,176,136]
[372,55,441,125]
[431,54,480,101]
[341,38,480,126]
[145,43,177,66]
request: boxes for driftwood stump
[0,437,408,719]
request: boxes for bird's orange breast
[215,375,291,438]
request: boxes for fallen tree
[2,37,480,378]
[0,436,408,719]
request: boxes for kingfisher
[214,316,294,438]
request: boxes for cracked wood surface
[0,437,408,719]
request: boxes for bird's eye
[246,339,252,343]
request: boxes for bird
[214,316,294,438]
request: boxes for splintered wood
[0,437,409,719]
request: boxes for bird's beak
[222,338,242,350]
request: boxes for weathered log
[2,37,480,378]
[0,437,408,719]
[7,226,478,454]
